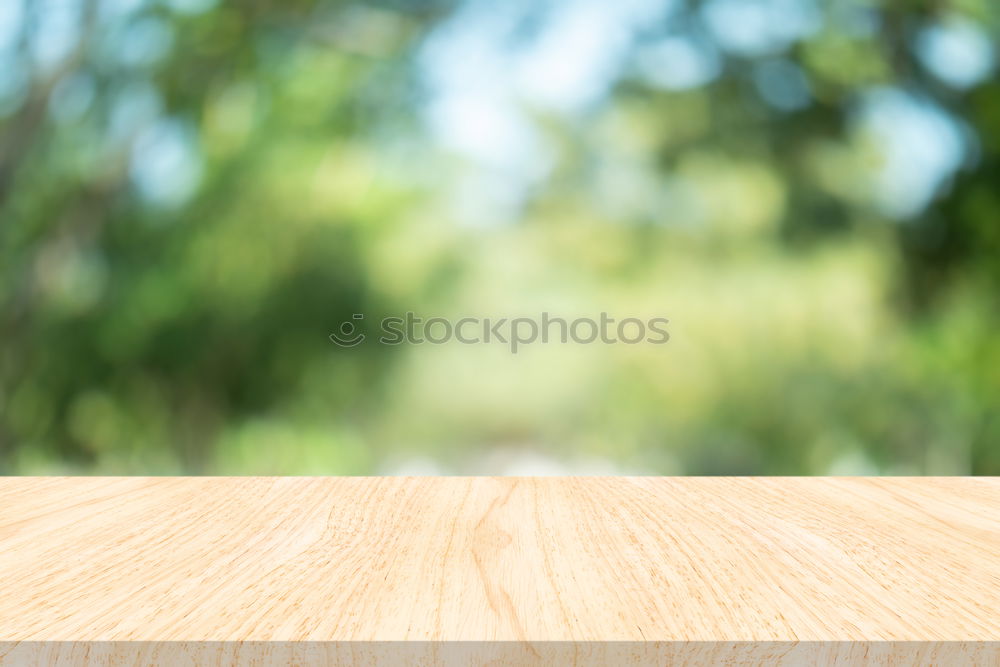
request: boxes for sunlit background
[1,0,998,475]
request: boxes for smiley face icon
[329,314,366,347]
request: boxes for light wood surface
[1,477,998,665]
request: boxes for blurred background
[1,0,998,475]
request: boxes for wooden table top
[1,477,998,664]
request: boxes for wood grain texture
[1,477,998,665]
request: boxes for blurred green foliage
[0,0,998,474]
